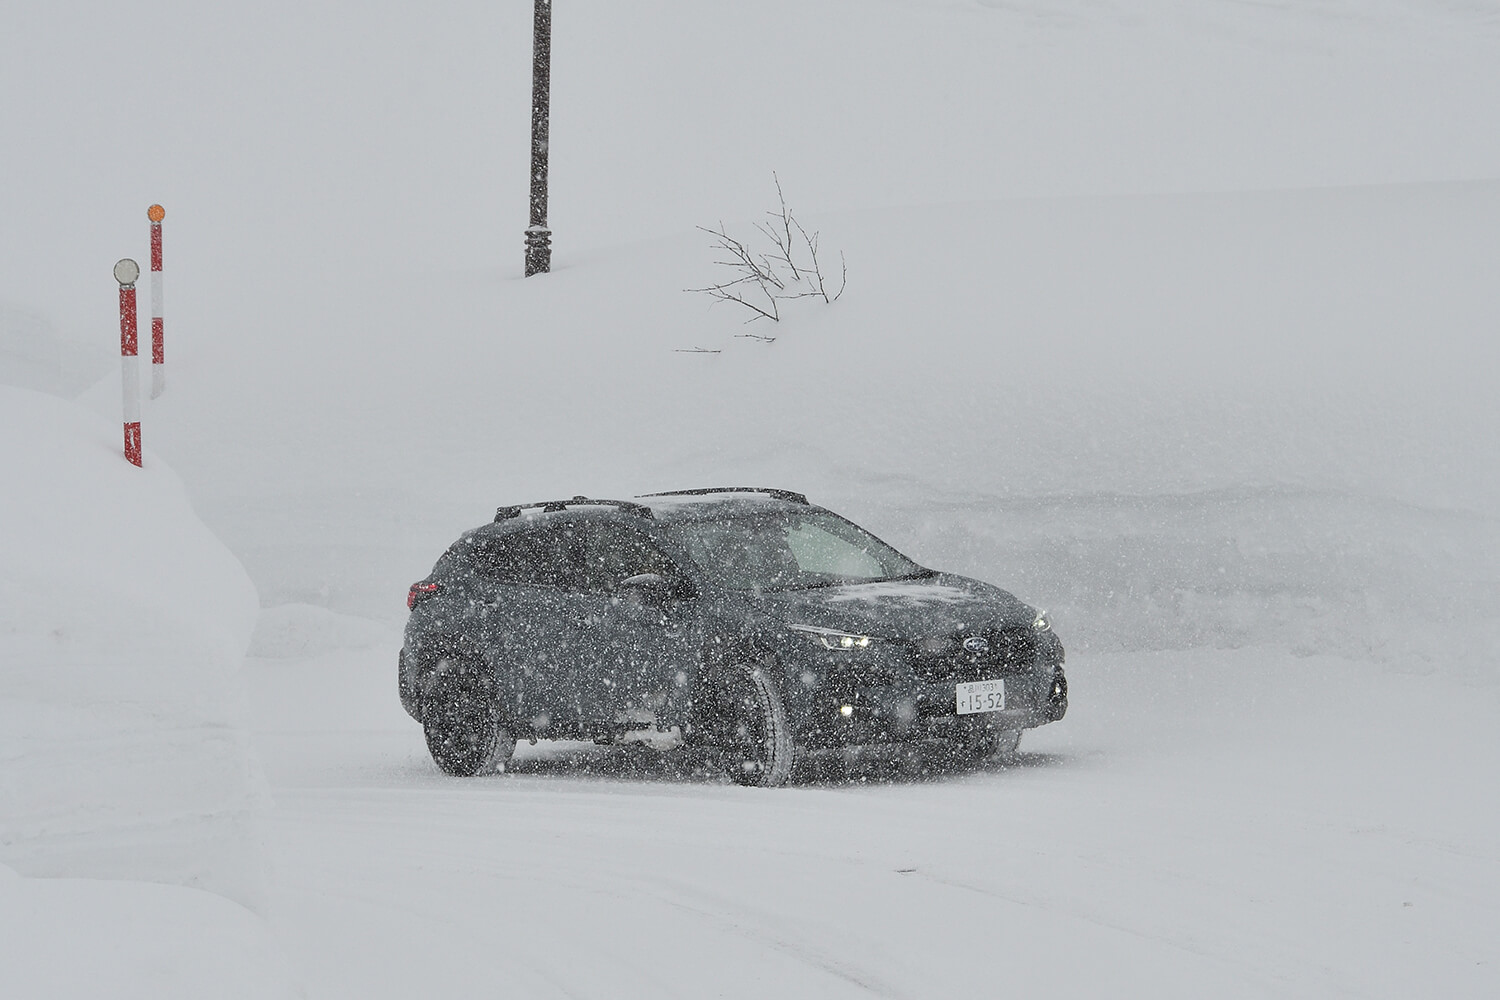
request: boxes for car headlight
[1031,609,1051,633]
[787,624,878,650]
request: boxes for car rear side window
[471,526,585,589]
[577,524,679,592]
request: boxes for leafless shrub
[686,174,846,327]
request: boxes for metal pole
[524,0,552,276]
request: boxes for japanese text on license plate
[955,678,1006,715]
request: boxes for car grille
[909,625,1038,682]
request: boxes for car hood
[755,573,1036,639]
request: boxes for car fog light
[839,704,854,718]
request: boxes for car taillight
[407,581,440,609]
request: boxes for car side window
[471,526,587,589]
[578,524,679,592]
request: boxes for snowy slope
[0,388,262,900]
[0,389,293,994]
[86,181,1500,672]
[4,0,1500,347]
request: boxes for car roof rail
[495,496,655,522]
[639,487,810,505]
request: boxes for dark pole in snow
[524,0,553,276]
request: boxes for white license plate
[955,678,1006,715]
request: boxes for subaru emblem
[962,635,989,654]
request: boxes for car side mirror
[618,573,671,605]
[619,572,696,603]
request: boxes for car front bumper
[791,660,1067,749]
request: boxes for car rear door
[573,522,702,725]
[471,523,601,738]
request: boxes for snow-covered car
[399,488,1067,785]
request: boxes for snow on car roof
[639,490,813,521]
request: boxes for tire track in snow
[265,792,895,999]
[603,873,912,1000]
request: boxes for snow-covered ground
[0,862,300,1000]
[3,1,1499,996]
[242,632,1500,998]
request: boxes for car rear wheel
[706,663,794,788]
[397,649,421,722]
[422,663,516,777]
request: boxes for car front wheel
[705,663,795,788]
[422,663,516,777]
[969,727,1022,763]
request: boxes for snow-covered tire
[422,663,516,777]
[397,649,422,722]
[971,727,1023,763]
[711,663,795,788]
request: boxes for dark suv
[400,488,1067,786]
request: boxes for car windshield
[671,511,926,591]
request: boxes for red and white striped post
[147,204,165,398]
[113,258,142,467]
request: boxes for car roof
[476,488,816,534]
[637,490,814,523]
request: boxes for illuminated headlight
[787,624,878,650]
[1031,610,1051,633]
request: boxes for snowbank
[0,862,302,1000]
[248,602,397,660]
[0,302,109,399]
[0,387,263,903]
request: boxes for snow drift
[0,387,263,903]
[0,863,302,1000]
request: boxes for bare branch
[788,214,830,303]
[753,173,806,285]
[686,176,845,330]
[684,282,780,323]
[772,173,803,283]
